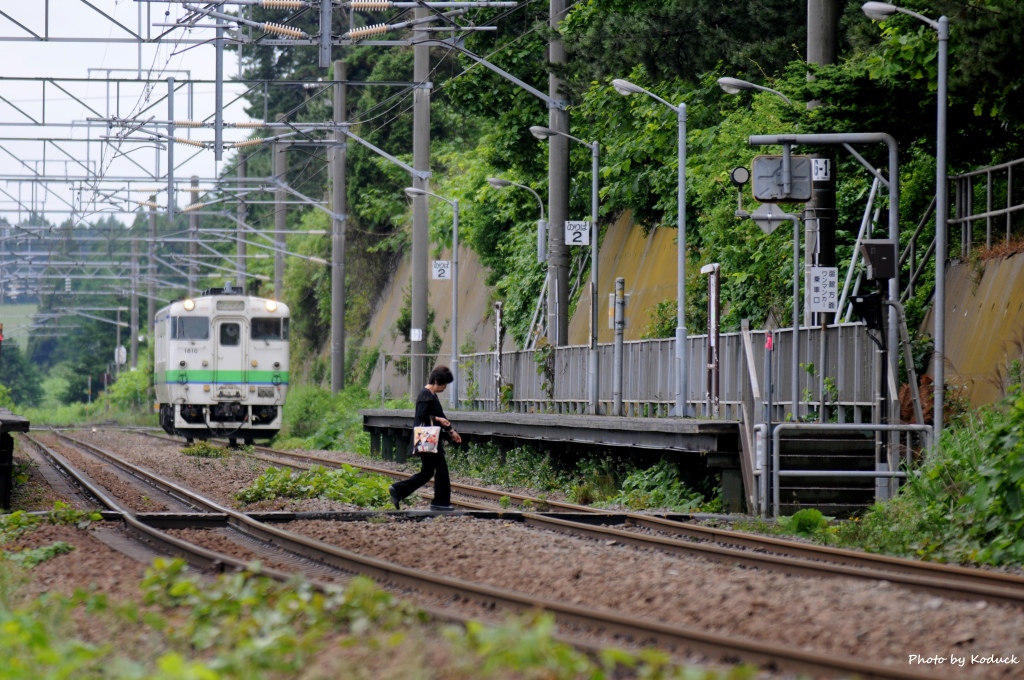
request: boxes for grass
[0,553,757,680]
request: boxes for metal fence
[950,157,1024,258]
[448,322,881,422]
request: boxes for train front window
[220,322,241,347]
[252,317,289,341]
[170,316,210,340]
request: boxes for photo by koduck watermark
[909,653,1019,667]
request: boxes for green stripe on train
[158,370,290,383]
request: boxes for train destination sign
[564,220,591,246]
[432,260,451,280]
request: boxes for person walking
[389,365,462,511]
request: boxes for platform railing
[446,322,880,420]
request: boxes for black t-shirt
[414,387,451,454]
[414,387,452,430]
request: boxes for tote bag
[413,416,441,455]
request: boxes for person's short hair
[427,365,454,385]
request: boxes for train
[153,285,290,445]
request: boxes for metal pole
[214,15,224,162]
[763,332,774,516]
[273,131,286,299]
[115,309,121,378]
[548,0,569,346]
[189,176,199,296]
[451,199,460,410]
[792,215,801,421]
[331,60,348,394]
[411,6,431,387]
[588,141,600,414]
[167,78,175,221]
[613,277,624,415]
[934,16,949,437]
[236,157,247,290]
[147,200,157,334]
[676,103,690,417]
[130,236,139,370]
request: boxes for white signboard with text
[808,266,839,313]
[564,220,591,246]
[432,260,451,280]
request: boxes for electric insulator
[136,200,161,208]
[182,203,206,213]
[349,1,392,9]
[174,120,203,128]
[174,137,207,148]
[262,22,307,38]
[345,23,389,39]
[234,122,266,128]
[233,139,268,148]
[260,0,305,7]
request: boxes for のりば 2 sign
[432,260,451,280]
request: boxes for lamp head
[404,187,426,198]
[487,178,512,189]
[530,125,555,140]
[611,79,642,96]
[717,77,751,95]
[862,2,897,20]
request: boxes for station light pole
[717,77,794,106]
[487,177,549,341]
[529,125,601,414]
[404,187,460,410]
[861,1,948,437]
[611,79,691,416]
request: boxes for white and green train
[154,287,290,444]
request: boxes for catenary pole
[548,0,570,346]
[411,5,431,386]
[332,60,348,394]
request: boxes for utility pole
[332,59,348,394]
[273,113,288,300]
[147,200,156,335]
[548,0,570,346]
[130,235,139,370]
[410,6,431,386]
[236,157,247,290]
[189,176,199,296]
[806,0,839,324]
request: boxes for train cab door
[214,319,247,402]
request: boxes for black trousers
[391,451,450,505]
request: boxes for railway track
[153,432,1024,609]
[22,428,942,680]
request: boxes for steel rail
[35,430,936,680]
[135,431,1024,607]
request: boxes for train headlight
[264,300,278,312]
[183,299,196,311]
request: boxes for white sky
[0,1,256,227]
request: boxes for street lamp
[404,186,460,410]
[486,178,548,263]
[611,78,691,417]
[862,2,948,437]
[716,77,794,106]
[529,125,602,414]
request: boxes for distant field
[0,303,39,348]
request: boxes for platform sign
[564,220,591,246]
[432,260,451,280]
[808,266,839,313]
